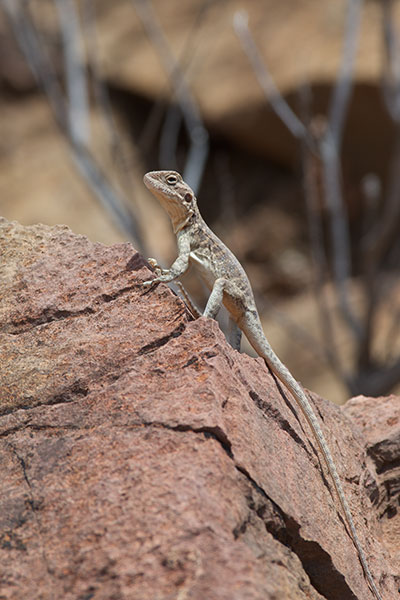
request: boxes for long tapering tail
[239,309,382,600]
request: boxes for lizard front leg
[143,234,191,287]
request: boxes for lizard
[142,169,382,600]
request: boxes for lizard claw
[147,257,165,277]
[147,257,159,269]
[143,275,164,287]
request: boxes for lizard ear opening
[184,193,193,203]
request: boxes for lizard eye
[166,174,178,185]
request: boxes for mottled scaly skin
[143,170,382,600]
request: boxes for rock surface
[0,218,397,600]
[344,396,400,578]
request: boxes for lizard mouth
[143,171,178,198]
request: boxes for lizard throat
[162,200,194,233]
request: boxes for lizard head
[143,170,198,233]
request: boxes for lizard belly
[189,251,216,290]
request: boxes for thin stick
[320,0,363,340]
[132,0,209,194]
[320,131,362,339]
[233,11,308,142]
[381,0,400,122]
[328,0,363,147]
[300,128,352,383]
[54,0,91,146]
[82,0,136,194]
[2,0,145,249]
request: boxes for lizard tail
[239,309,382,600]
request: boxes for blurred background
[1,0,400,404]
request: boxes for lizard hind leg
[203,278,226,319]
[204,279,242,350]
[228,317,242,351]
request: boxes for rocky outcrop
[0,218,397,599]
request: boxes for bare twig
[355,1,400,372]
[319,0,363,340]
[82,0,120,154]
[82,0,135,187]
[2,0,68,129]
[139,0,215,154]
[132,0,209,193]
[2,0,145,249]
[234,3,372,389]
[357,174,382,370]
[159,104,181,170]
[360,173,381,236]
[54,0,91,146]
[328,0,363,147]
[234,4,362,339]
[363,5,400,265]
[381,0,400,122]
[72,145,143,243]
[319,130,362,339]
[233,11,309,143]
[150,0,213,165]
[299,88,351,384]
[364,129,400,259]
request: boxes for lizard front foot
[143,275,172,287]
[143,259,172,287]
[147,257,163,274]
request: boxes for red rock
[0,218,396,599]
[344,395,400,577]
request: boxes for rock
[0,218,396,599]
[344,396,400,575]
